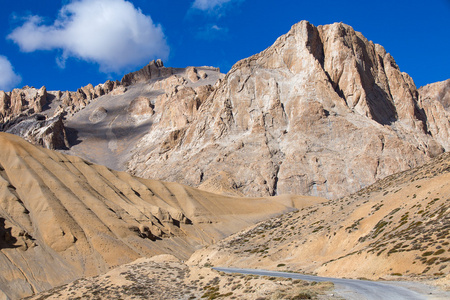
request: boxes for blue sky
[0,0,449,91]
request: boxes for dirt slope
[24,255,334,300]
[0,132,323,299]
[189,152,450,283]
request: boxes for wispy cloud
[196,24,229,40]
[192,0,233,11]
[8,0,169,73]
[0,56,21,91]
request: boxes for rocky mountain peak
[128,21,448,199]
[229,21,426,131]
[0,20,449,299]
[0,86,47,123]
[0,21,448,200]
[121,59,174,86]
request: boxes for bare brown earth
[24,255,334,300]
[189,152,450,286]
[0,132,324,299]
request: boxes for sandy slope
[0,132,324,299]
[189,152,450,285]
[24,255,334,300]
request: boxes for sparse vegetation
[434,249,445,255]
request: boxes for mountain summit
[0,20,449,299]
[0,21,448,200]
[127,21,449,199]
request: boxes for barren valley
[0,20,449,300]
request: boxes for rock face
[418,79,450,150]
[62,63,223,171]
[420,79,450,111]
[121,59,175,86]
[0,132,315,299]
[0,86,70,149]
[3,113,69,149]
[127,21,449,199]
[0,86,47,123]
[50,79,123,117]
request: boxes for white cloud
[196,24,229,40]
[0,56,21,91]
[8,0,169,73]
[192,0,233,11]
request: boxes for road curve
[213,267,444,300]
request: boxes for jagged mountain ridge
[63,63,222,171]
[127,21,449,199]
[0,20,448,299]
[0,21,449,200]
[0,59,178,125]
[0,59,201,151]
[0,132,319,299]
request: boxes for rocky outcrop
[120,60,217,87]
[0,86,47,123]
[420,79,450,111]
[127,21,449,199]
[4,113,69,149]
[0,74,124,150]
[418,79,450,150]
[0,81,125,125]
[0,132,310,299]
[186,66,200,82]
[121,59,175,86]
[48,79,123,117]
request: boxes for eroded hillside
[0,132,322,299]
[189,152,450,282]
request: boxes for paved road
[213,267,446,300]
